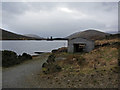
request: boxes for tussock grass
[39,38,119,88]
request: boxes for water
[0,40,68,55]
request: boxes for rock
[68,80,70,82]
[91,75,94,77]
[58,82,61,84]
[52,47,67,53]
[73,58,76,61]
[47,77,50,79]
[52,49,58,53]
[57,47,67,53]
[76,70,79,72]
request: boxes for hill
[24,34,44,39]
[66,29,110,40]
[0,28,43,40]
[37,37,119,88]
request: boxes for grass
[95,38,119,45]
[39,38,119,88]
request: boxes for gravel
[2,54,49,88]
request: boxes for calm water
[0,40,68,55]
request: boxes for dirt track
[2,54,49,88]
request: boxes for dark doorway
[74,43,86,52]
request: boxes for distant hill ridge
[66,29,110,40]
[24,34,43,39]
[0,28,43,40]
[0,28,115,40]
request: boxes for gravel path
[0,67,2,89]
[2,54,49,88]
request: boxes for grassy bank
[38,38,119,88]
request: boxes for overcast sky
[2,2,118,37]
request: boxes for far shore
[0,38,68,41]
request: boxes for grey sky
[2,2,118,37]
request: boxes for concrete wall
[68,38,94,53]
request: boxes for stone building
[68,37,94,53]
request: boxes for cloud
[57,7,74,13]
[0,2,2,27]
[2,2,118,37]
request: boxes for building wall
[68,38,94,53]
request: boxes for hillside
[24,34,44,39]
[34,37,119,88]
[66,29,110,40]
[0,28,43,40]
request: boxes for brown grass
[95,38,119,45]
[38,38,119,88]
